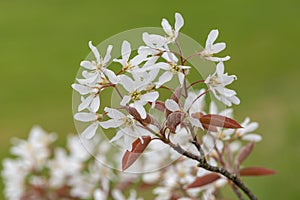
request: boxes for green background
[0,0,299,199]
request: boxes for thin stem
[187,79,205,89]
[182,51,201,65]
[187,89,209,112]
[232,183,245,200]
[113,85,123,99]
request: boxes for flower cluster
[70,13,275,200]
[2,126,144,200]
[2,13,275,200]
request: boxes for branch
[162,139,257,200]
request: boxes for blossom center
[170,63,181,73]
[130,90,142,101]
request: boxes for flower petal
[89,41,101,63]
[121,40,131,63]
[81,123,98,139]
[103,45,113,64]
[212,43,226,54]
[72,84,90,95]
[103,69,118,84]
[99,119,123,129]
[140,91,159,103]
[80,61,95,70]
[165,99,180,112]
[120,95,131,106]
[78,95,94,111]
[206,29,219,49]
[161,18,173,36]
[175,13,184,32]
[104,107,125,119]
[155,71,173,88]
[74,112,97,122]
[90,96,100,112]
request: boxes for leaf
[235,142,254,168]
[152,101,165,112]
[166,111,185,133]
[239,167,276,176]
[200,114,243,129]
[171,87,182,103]
[122,136,152,171]
[186,173,220,189]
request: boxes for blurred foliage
[0,0,299,199]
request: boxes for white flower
[74,111,103,139]
[2,159,27,200]
[200,29,230,62]
[72,83,101,112]
[154,52,190,88]
[80,41,118,84]
[48,148,82,188]
[236,117,262,142]
[100,107,151,150]
[10,126,56,170]
[112,189,143,200]
[205,62,240,106]
[119,75,159,119]
[114,40,146,72]
[94,189,107,200]
[161,12,184,44]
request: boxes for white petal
[74,112,97,122]
[119,75,135,92]
[155,71,173,88]
[99,119,123,129]
[78,95,94,111]
[165,99,180,112]
[132,103,146,119]
[161,18,173,36]
[216,62,225,75]
[208,56,231,62]
[206,29,219,49]
[242,134,262,142]
[140,91,159,102]
[175,13,184,32]
[90,96,100,112]
[81,123,98,139]
[103,45,113,64]
[72,84,90,95]
[212,43,226,54]
[88,41,100,63]
[103,69,118,84]
[110,130,123,143]
[121,40,131,63]
[131,54,146,66]
[120,95,131,106]
[80,61,95,70]
[178,72,185,86]
[229,95,240,105]
[244,122,259,133]
[104,107,125,119]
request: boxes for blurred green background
[0,0,299,199]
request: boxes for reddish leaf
[171,87,182,103]
[166,111,185,133]
[202,124,219,132]
[153,101,166,112]
[239,167,276,176]
[200,114,242,129]
[186,173,220,189]
[122,136,152,171]
[235,142,254,168]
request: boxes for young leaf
[239,167,276,176]
[165,111,185,133]
[200,114,243,129]
[186,173,220,189]
[122,136,152,171]
[235,142,254,168]
[171,87,182,103]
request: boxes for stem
[187,89,209,112]
[182,51,201,65]
[162,139,257,200]
[187,79,205,89]
[113,85,123,99]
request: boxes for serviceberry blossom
[114,40,146,73]
[80,41,118,84]
[119,74,159,119]
[74,111,104,139]
[161,12,184,44]
[154,52,190,88]
[68,12,273,200]
[236,117,262,142]
[200,29,231,62]
[205,62,240,106]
